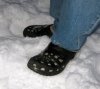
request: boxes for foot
[23,24,53,38]
[27,43,76,76]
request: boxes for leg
[52,0,100,51]
[27,0,100,76]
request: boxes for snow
[0,0,100,89]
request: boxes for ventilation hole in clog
[33,67,38,71]
[40,68,45,71]
[56,69,59,71]
[54,62,58,66]
[59,59,63,63]
[40,61,44,64]
[54,55,59,59]
[48,63,51,66]
[33,64,36,67]
[62,65,65,68]
[51,59,54,62]
[50,53,53,56]
[49,70,53,72]
[45,53,48,55]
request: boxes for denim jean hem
[51,16,100,52]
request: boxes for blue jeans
[50,0,100,51]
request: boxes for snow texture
[0,0,100,89]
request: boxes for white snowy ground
[0,0,100,89]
